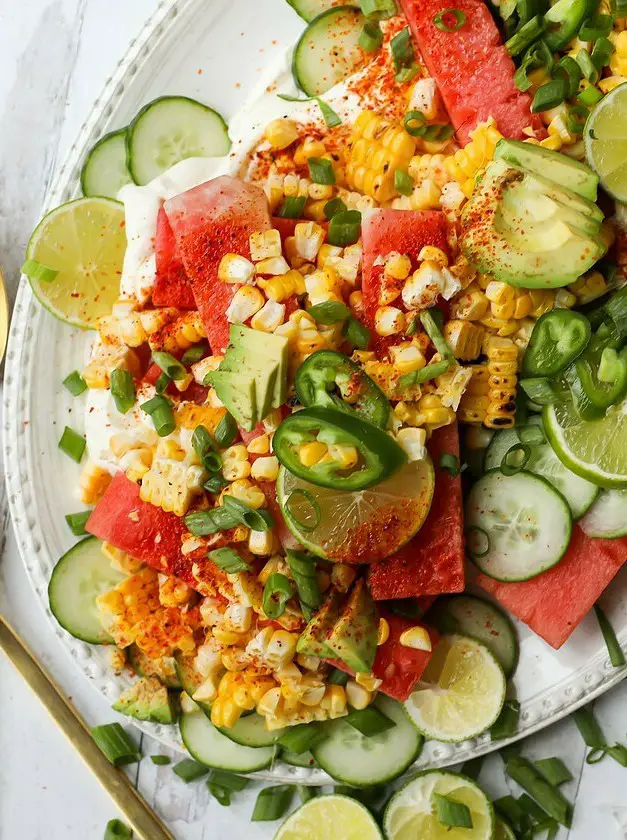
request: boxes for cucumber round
[426,594,519,677]
[80,129,132,199]
[126,96,231,186]
[128,645,181,689]
[466,470,572,582]
[179,710,277,773]
[281,749,318,768]
[580,488,627,539]
[218,713,285,748]
[48,537,126,644]
[293,6,367,96]
[311,695,423,787]
[286,0,345,22]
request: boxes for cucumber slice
[293,6,367,96]
[580,488,627,538]
[127,96,231,186]
[128,645,181,689]
[179,709,277,773]
[427,594,519,677]
[218,713,285,748]
[281,749,318,768]
[80,129,132,199]
[466,470,572,582]
[286,0,345,22]
[48,537,126,644]
[311,695,423,787]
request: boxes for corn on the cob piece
[484,337,518,429]
[444,118,503,197]
[458,364,490,425]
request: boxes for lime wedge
[274,794,382,840]
[404,634,506,742]
[276,457,435,563]
[584,82,627,201]
[544,398,627,487]
[25,197,126,328]
[383,770,495,840]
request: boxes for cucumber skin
[80,128,131,199]
[286,0,340,22]
[179,712,277,773]
[217,714,285,748]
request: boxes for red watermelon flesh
[400,0,546,144]
[477,528,627,649]
[152,207,196,309]
[368,422,465,599]
[164,176,272,354]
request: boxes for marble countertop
[0,2,626,837]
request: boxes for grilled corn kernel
[265,118,300,150]
[451,285,489,321]
[251,299,286,333]
[227,478,266,509]
[248,528,275,556]
[396,427,427,461]
[247,433,270,456]
[317,243,343,269]
[300,440,328,467]
[294,138,327,166]
[257,686,283,716]
[444,320,484,361]
[259,269,306,303]
[390,344,427,373]
[222,445,252,481]
[374,306,404,336]
[251,456,280,482]
[568,270,608,304]
[328,443,359,469]
[249,229,282,261]
[211,697,243,728]
[377,618,390,646]
[264,630,299,670]
[79,462,112,505]
[399,626,432,651]
[256,256,291,277]
[320,684,347,718]
[384,252,413,281]
[226,286,265,323]
[218,253,255,285]
[330,563,357,593]
[346,680,373,710]
[295,222,326,262]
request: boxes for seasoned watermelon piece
[152,207,196,309]
[143,361,208,404]
[165,176,272,354]
[368,423,465,599]
[477,528,627,649]
[399,0,545,143]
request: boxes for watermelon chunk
[152,207,196,309]
[368,423,465,599]
[477,528,627,649]
[164,176,272,354]
[399,0,545,143]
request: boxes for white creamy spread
[85,382,157,472]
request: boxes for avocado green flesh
[113,677,179,724]
[206,370,257,431]
[229,324,289,408]
[222,350,278,421]
[326,580,378,674]
[296,589,343,658]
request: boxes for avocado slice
[221,349,279,421]
[494,138,598,202]
[174,653,213,717]
[128,645,181,689]
[113,676,180,724]
[204,369,257,431]
[326,579,378,674]
[229,324,289,411]
[296,589,343,658]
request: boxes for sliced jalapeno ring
[575,346,627,416]
[522,310,591,379]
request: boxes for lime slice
[274,794,382,840]
[495,819,517,840]
[584,82,627,201]
[277,457,435,563]
[544,398,627,487]
[25,197,126,328]
[403,634,506,742]
[383,770,495,840]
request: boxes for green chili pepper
[273,406,407,491]
[574,346,627,417]
[294,350,390,429]
[522,310,591,378]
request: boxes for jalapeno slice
[523,310,591,378]
[294,350,390,428]
[273,406,407,491]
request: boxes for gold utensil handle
[0,617,175,840]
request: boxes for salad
[20,0,627,833]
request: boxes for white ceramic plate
[4,0,627,784]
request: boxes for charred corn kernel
[265,170,285,212]
[484,337,518,429]
[247,676,277,705]
[568,270,608,304]
[555,288,577,308]
[305,266,342,306]
[211,697,243,728]
[102,542,144,575]
[320,684,347,718]
[418,392,456,430]
[408,153,452,189]
[400,626,432,651]
[297,654,321,671]
[250,299,286,333]
[304,198,329,223]
[255,256,291,276]
[405,178,441,210]
[440,181,467,213]
[379,281,401,306]
[158,575,194,608]
[259,269,306,303]
[374,306,404,336]
[390,343,427,373]
[295,222,326,262]
[221,603,253,634]
[458,364,490,423]
[148,311,207,353]
[330,563,357,593]
[407,77,440,120]
[221,445,251,481]
[250,455,280,482]
[317,243,343,269]
[444,320,484,361]
[227,477,265,509]
[300,440,328,467]
[486,280,516,315]
[82,345,141,389]
[328,443,359,469]
[79,462,112,504]
[346,110,416,201]
[249,229,282,261]
[140,459,205,517]
[417,246,448,266]
[212,627,245,646]
[384,252,413,281]
[480,314,519,337]
[348,290,363,313]
[377,618,390,646]
[599,75,626,93]
[226,286,265,323]
[257,686,283,716]
[300,683,327,707]
[294,138,327,167]
[232,683,257,712]
[610,31,627,75]
[445,118,502,183]
[218,253,255,285]
[394,400,425,427]
[396,427,428,461]
[248,528,275,556]
[125,449,153,483]
[284,173,311,199]
[264,630,299,670]
[284,235,306,270]
[265,117,300,150]
[346,680,373,710]
[308,181,335,201]
[247,433,270,456]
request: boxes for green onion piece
[494,795,526,830]
[173,758,209,782]
[594,603,626,667]
[181,343,208,365]
[591,35,614,69]
[500,741,523,763]
[65,511,91,537]
[433,793,473,828]
[576,48,599,82]
[421,123,454,142]
[440,453,460,476]
[63,370,88,397]
[141,394,176,437]
[501,443,531,476]
[517,424,545,446]
[406,314,419,335]
[324,197,348,220]
[491,699,521,740]
[614,0,627,14]
[297,785,318,803]
[391,26,415,71]
[433,8,467,31]
[517,792,552,823]
[204,473,228,494]
[328,210,362,247]
[532,78,566,112]
[394,168,414,196]
[345,706,396,737]
[467,524,490,559]
[420,309,452,359]
[342,316,371,349]
[360,20,384,52]
[404,109,428,136]
[308,157,336,185]
[222,494,274,531]
[580,14,613,41]
[110,369,136,415]
[214,412,238,448]
[307,301,351,325]
[207,781,232,806]
[209,547,252,574]
[534,757,573,786]
[184,506,239,536]
[150,755,171,765]
[519,377,557,405]
[577,84,603,106]
[396,66,419,84]
[316,98,342,128]
[554,55,582,98]
[606,743,627,766]
[21,258,58,283]
[278,723,326,755]
[506,15,546,56]
[460,755,485,781]
[207,769,249,805]
[58,426,86,463]
[192,424,222,473]
[573,705,607,751]
[104,818,132,839]
[263,573,294,619]
[359,0,397,19]
[251,785,295,822]
[152,351,187,381]
[287,549,322,620]
[155,372,171,395]
[398,357,451,389]
[91,723,140,766]
[328,668,349,685]
[505,756,573,827]
[285,489,321,533]
[567,104,589,135]
[586,747,607,764]
[278,196,307,219]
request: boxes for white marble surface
[0,2,626,838]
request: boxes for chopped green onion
[491,699,521,740]
[155,372,171,395]
[150,755,171,765]
[173,758,209,782]
[207,769,249,806]
[297,785,318,803]
[568,104,589,135]
[433,793,473,828]
[214,412,238,448]
[554,55,582,98]
[515,39,555,92]
[398,357,451,389]
[58,426,86,463]
[324,197,348,220]
[278,723,326,754]
[192,424,222,473]
[342,316,371,349]
[251,785,295,822]
[534,757,573,786]
[345,706,395,737]
[317,99,342,128]
[328,668,349,685]
[460,755,485,781]
[501,443,531,476]
[404,109,428,136]
[532,78,566,112]
[285,489,321,533]
[222,494,274,531]
[91,723,140,766]
[406,314,419,335]
[396,66,419,84]
[420,309,452,359]
[505,756,572,827]
[359,0,397,19]
[204,473,228,494]
[21,258,58,283]
[573,705,607,751]
[181,343,208,365]
[432,8,467,31]
[515,0,536,27]
[184,506,239,536]
[391,27,415,72]
[440,453,460,476]
[517,424,545,446]
[576,48,598,82]
[421,123,454,142]
[506,15,546,56]
[209,547,252,574]
[110,369,136,415]
[494,795,526,830]
[500,740,523,763]
[263,573,294,619]
[360,20,384,52]
[517,792,552,823]
[576,84,603,106]
[104,819,132,839]
[65,511,91,536]
[307,301,351,324]
[141,394,176,437]
[614,0,627,14]
[278,196,307,219]
[519,377,557,405]
[328,210,362,247]
[394,168,414,196]
[594,603,626,667]
[606,743,627,766]
[287,549,322,620]
[63,370,87,397]
[467,524,490,559]
[152,351,187,381]
[580,14,613,41]
[591,36,614,69]
[308,157,335,185]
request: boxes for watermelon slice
[368,422,465,599]
[152,207,196,309]
[164,176,272,354]
[477,528,627,649]
[399,0,546,144]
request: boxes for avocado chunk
[326,579,378,674]
[494,138,599,202]
[128,645,181,689]
[204,369,257,431]
[221,349,279,421]
[174,653,213,716]
[229,324,289,412]
[297,588,343,658]
[112,676,180,725]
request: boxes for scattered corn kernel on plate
[5,0,627,791]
